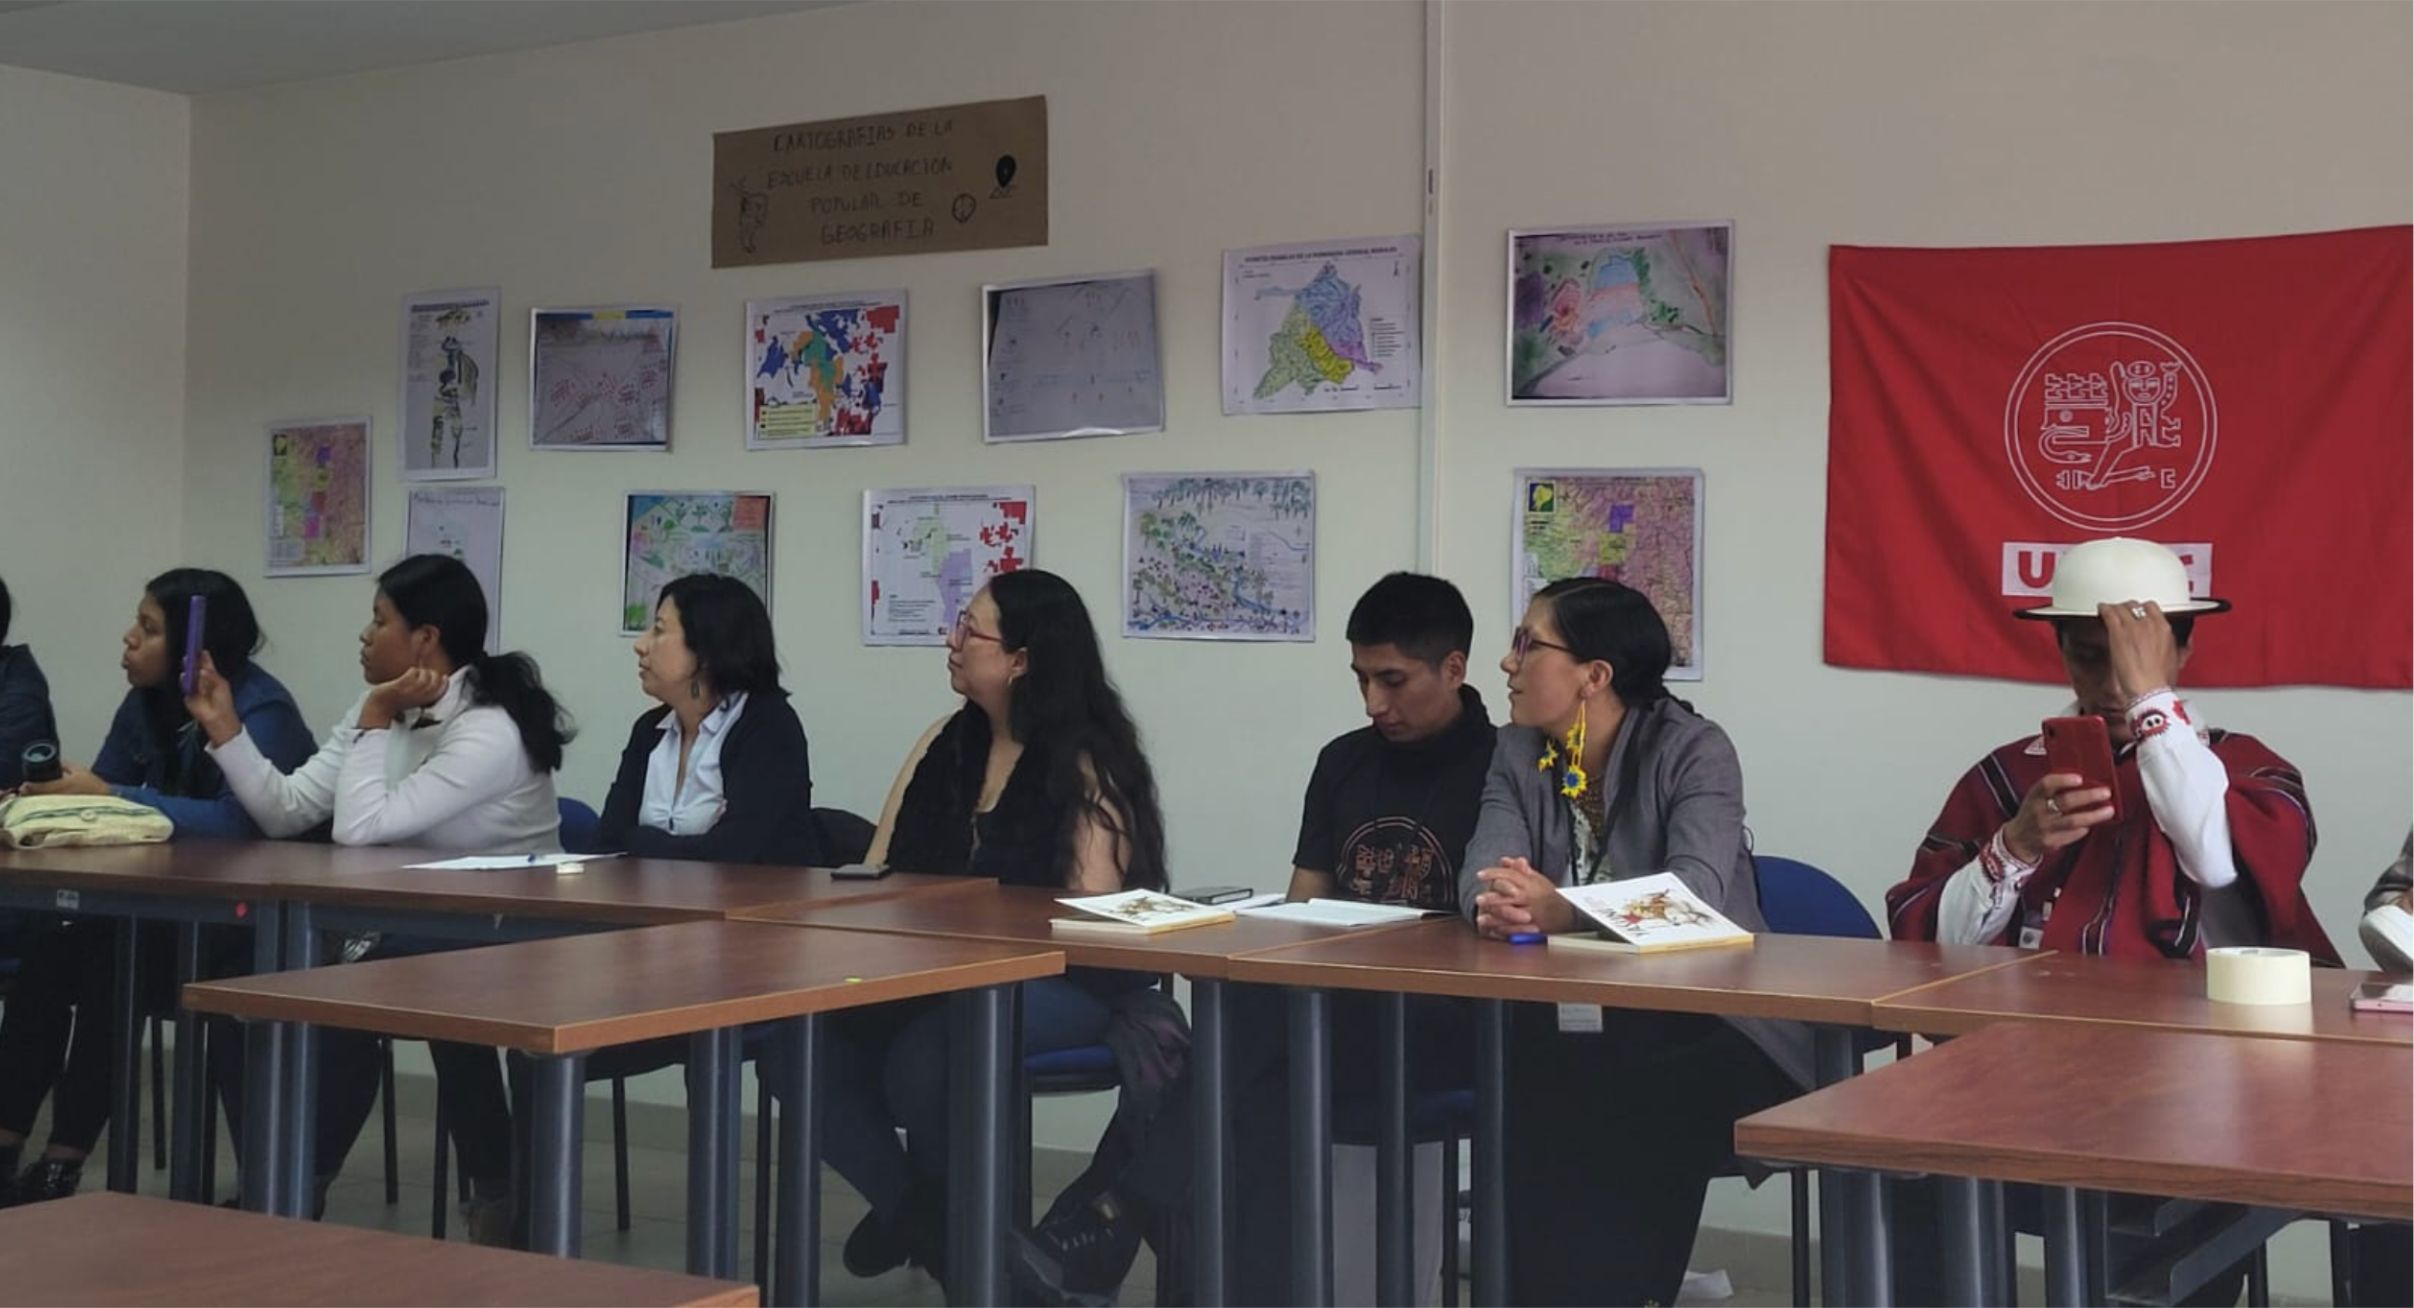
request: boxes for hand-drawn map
[532,307,677,450]
[1222,237,1421,415]
[862,486,1033,645]
[264,417,371,576]
[747,291,906,449]
[984,272,1163,442]
[1509,224,1731,404]
[1514,468,1704,679]
[1124,472,1314,641]
[622,492,772,633]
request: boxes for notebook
[1548,872,1754,955]
[1051,888,1237,937]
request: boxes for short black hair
[657,574,783,697]
[0,575,11,645]
[1345,573,1473,667]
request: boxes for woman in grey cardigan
[1462,578,1809,1306]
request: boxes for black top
[1293,686,1496,911]
[888,704,1063,887]
[596,694,821,866]
[0,644,57,791]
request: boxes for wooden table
[1873,950,2414,1047]
[186,920,1064,1307]
[738,883,1441,1306]
[1225,920,2045,1306]
[0,1191,758,1306]
[1736,1021,2414,1306]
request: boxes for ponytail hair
[378,554,575,773]
[1532,577,1680,710]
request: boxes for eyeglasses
[949,609,1003,647]
[1508,626,1573,665]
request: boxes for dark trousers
[317,1031,512,1185]
[1502,1004,1798,1307]
[0,919,181,1153]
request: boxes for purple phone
[180,595,207,696]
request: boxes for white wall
[0,65,189,748]
[166,0,2407,1290]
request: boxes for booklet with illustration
[1052,888,1237,937]
[1548,872,1754,955]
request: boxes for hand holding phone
[2001,717,2122,863]
[180,595,207,697]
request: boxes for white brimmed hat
[2014,537,2231,621]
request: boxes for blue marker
[1507,932,1546,945]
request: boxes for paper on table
[1241,899,1435,927]
[403,852,622,871]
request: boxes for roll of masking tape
[2206,946,2312,1005]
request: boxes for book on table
[1051,888,1236,936]
[1241,898,1436,928]
[1548,872,1755,955]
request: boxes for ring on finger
[2046,796,2062,816]
[2129,603,2147,619]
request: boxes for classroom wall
[0,65,190,749]
[160,0,2408,1283]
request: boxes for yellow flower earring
[1559,712,1590,800]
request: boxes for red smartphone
[2041,716,2120,822]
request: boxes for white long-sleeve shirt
[1934,690,2252,947]
[211,668,559,853]
[2361,834,2414,973]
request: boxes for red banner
[1824,227,2412,689]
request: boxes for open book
[1051,888,1236,937]
[1548,872,1754,955]
[1242,899,1437,928]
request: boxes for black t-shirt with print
[1292,687,1496,911]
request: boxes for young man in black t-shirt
[1015,574,1492,1305]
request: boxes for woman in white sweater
[190,554,571,1241]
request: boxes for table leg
[238,1017,286,1214]
[276,900,317,1217]
[1287,986,1334,1307]
[1980,1179,2012,1305]
[107,916,139,1193]
[772,1015,822,1308]
[529,1053,586,1258]
[687,1027,742,1277]
[1471,999,1508,1308]
[2043,1185,2085,1308]
[1853,1155,1892,1306]
[1812,1026,1862,1306]
[1938,1176,1985,1307]
[170,923,206,1202]
[946,983,1013,1307]
[1190,977,1232,1307]
[1377,991,1411,1307]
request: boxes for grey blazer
[1459,696,1813,1089]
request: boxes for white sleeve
[1934,830,2037,945]
[331,710,527,847]
[206,709,354,839]
[2129,691,2236,889]
[2361,904,2414,974]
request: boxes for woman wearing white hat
[1885,536,2340,962]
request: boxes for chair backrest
[813,807,876,866]
[1754,855,1882,940]
[558,797,602,856]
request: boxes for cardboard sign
[712,96,1048,267]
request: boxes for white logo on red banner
[2000,541,2214,599]
[2002,322,2219,531]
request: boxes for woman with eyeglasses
[1461,577,1810,1306]
[817,569,1168,1286]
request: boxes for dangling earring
[1559,710,1590,799]
[688,677,702,702]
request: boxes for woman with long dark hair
[1462,577,1808,1305]
[191,553,570,1240]
[822,569,1167,1283]
[0,569,314,1205]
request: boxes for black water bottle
[20,741,60,785]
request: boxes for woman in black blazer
[598,574,819,865]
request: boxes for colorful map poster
[1124,472,1315,642]
[264,417,371,576]
[983,271,1163,442]
[1222,237,1421,415]
[531,306,677,450]
[862,486,1034,645]
[399,287,500,480]
[1514,469,1705,679]
[405,486,506,651]
[1508,223,1732,405]
[622,492,773,633]
[746,291,906,450]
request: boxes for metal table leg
[772,1015,823,1308]
[1812,1026,1862,1306]
[1939,1176,1985,1307]
[1190,977,1233,1307]
[170,923,207,1202]
[1854,1159,1893,1306]
[276,901,317,1216]
[529,1053,587,1257]
[947,984,1014,1307]
[108,916,140,1193]
[1471,1000,1508,1308]
[1287,987,1334,1307]
[1377,992,1411,1307]
[687,1028,741,1276]
[238,1017,286,1214]
[2043,1185,2085,1307]
[1980,1179,2012,1306]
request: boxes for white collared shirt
[211,667,559,853]
[638,693,747,837]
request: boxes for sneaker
[9,1157,84,1206]
[1009,1191,1143,1304]
[843,1209,913,1278]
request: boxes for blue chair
[557,797,602,856]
